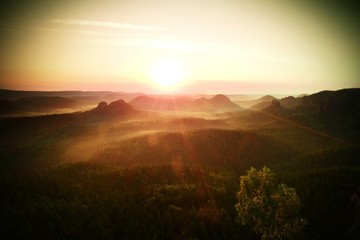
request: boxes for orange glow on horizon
[0,1,359,93]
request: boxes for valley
[0,88,359,239]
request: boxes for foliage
[235,167,306,240]
[1,113,360,239]
[0,163,245,240]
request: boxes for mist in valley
[1,88,360,239]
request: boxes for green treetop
[235,166,306,240]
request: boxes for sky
[0,0,359,94]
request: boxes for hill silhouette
[237,95,277,108]
[251,96,301,110]
[0,89,144,117]
[89,99,135,116]
[129,94,240,111]
[245,88,360,143]
[0,89,143,101]
[14,96,76,110]
[0,99,23,114]
[210,94,239,109]
[0,99,138,134]
[304,88,360,115]
[0,96,77,117]
[249,88,360,116]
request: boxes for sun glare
[150,60,185,90]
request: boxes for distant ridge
[90,99,134,116]
[244,88,360,114]
[129,94,241,111]
[14,96,76,110]
[304,88,360,114]
[0,89,143,102]
[0,96,76,116]
[1,88,358,116]
[0,90,144,117]
[236,95,277,108]
[252,88,360,116]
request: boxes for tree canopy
[235,166,306,240]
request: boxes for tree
[235,167,306,240]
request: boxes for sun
[150,59,185,90]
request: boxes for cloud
[81,37,209,53]
[0,26,100,36]
[37,27,100,35]
[52,19,169,32]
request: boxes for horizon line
[1,87,357,97]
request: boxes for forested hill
[0,89,360,239]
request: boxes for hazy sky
[0,0,359,94]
